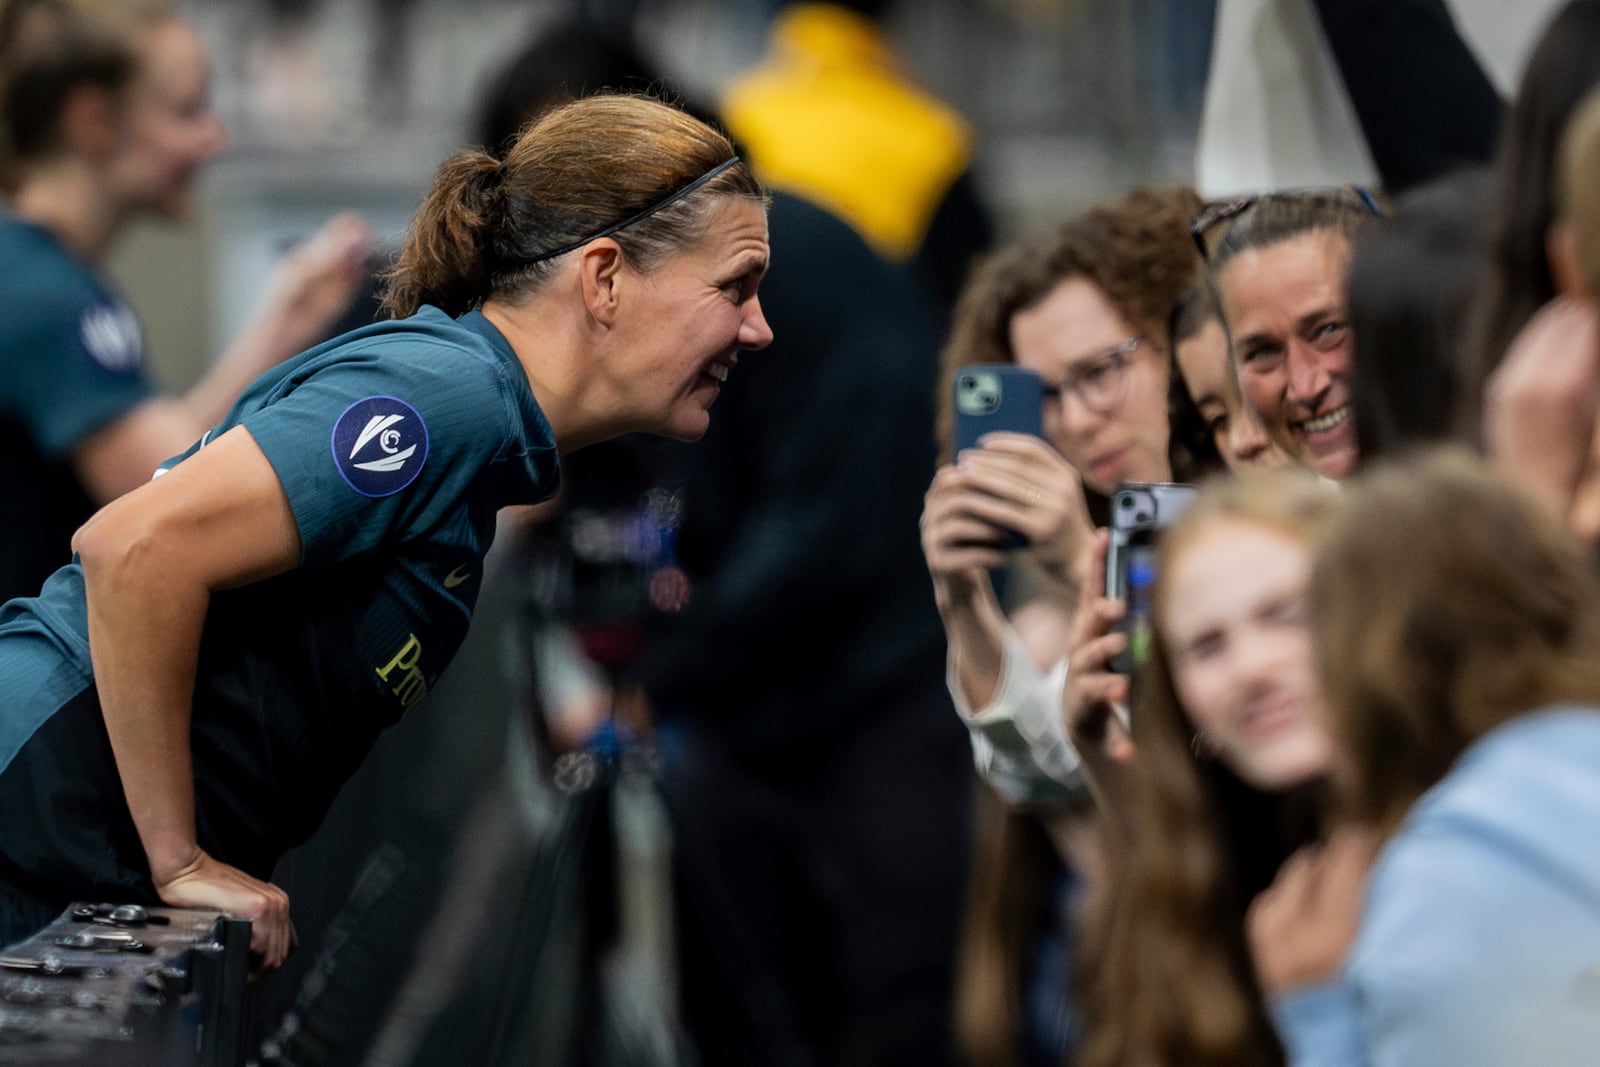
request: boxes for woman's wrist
[146,839,204,888]
[932,566,989,612]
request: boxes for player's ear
[577,238,624,328]
[59,84,121,159]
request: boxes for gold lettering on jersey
[375,632,428,713]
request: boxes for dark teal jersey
[0,307,558,894]
[0,216,154,604]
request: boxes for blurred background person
[1256,450,1600,1067]
[1468,3,1600,545]
[1344,169,1489,461]
[924,187,1221,1066]
[1073,469,1338,1067]
[0,0,373,605]
[923,185,1210,810]
[1169,283,1288,472]
[1461,0,1600,435]
[719,0,993,312]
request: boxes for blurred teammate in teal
[0,0,373,604]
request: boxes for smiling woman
[0,92,771,964]
[1198,190,1381,480]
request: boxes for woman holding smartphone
[920,185,1211,801]
[1073,467,1339,1067]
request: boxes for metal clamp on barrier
[0,903,250,1066]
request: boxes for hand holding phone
[950,364,1047,549]
[1105,483,1197,676]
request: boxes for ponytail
[380,93,763,321]
[380,150,502,319]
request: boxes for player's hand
[154,849,295,973]
[263,212,376,336]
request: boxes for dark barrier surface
[0,903,249,1066]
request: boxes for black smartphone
[1105,482,1197,675]
[952,364,1045,549]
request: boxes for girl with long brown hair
[1074,468,1338,1067]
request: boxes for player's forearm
[183,308,314,427]
[75,512,209,883]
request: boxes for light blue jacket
[1272,707,1600,1066]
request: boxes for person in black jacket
[639,190,975,1067]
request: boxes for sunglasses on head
[1189,185,1384,261]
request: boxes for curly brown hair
[933,185,1205,468]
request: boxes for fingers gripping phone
[952,364,1045,549]
[1105,483,1197,676]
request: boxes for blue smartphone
[952,364,1044,549]
[952,364,1044,454]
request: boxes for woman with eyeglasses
[1195,189,1382,481]
[921,184,1217,1066]
[920,185,1212,802]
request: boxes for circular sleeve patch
[79,302,145,372]
[330,396,430,497]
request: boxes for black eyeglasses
[1040,337,1145,414]
[1189,185,1384,261]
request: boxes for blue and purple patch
[331,395,429,497]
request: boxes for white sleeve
[949,627,1086,805]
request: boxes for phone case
[1105,482,1197,676]
[952,364,1044,454]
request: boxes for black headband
[522,156,742,265]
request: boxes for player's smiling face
[1219,230,1359,480]
[618,196,772,441]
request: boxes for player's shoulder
[0,218,103,304]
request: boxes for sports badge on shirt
[79,302,144,372]
[331,396,429,497]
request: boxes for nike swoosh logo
[443,566,472,589]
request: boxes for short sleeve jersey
[0,216,153,604]
[0,307,559,879]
